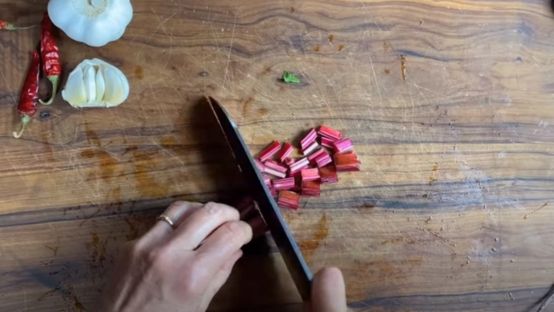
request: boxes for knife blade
[206,96,313,300]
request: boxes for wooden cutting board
[1,0,553,311]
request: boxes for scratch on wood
[523,202,548,220]
[222,15,237,89]
[45,245,59,256]
[400,55,407,81]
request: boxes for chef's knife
[206,96,313,300]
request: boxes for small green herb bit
[282,71,301,84]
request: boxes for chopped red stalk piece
[262,174,272,186]
[270,187,278,197]
[283,157,295,166]
[264,160,287,173]
[302,141,319,156]
[335,152,361,171]
[255,159,265,172]
[301,168,320,182]
[318,125,342,140]
[332,138,354,154]
[302,181,321,196]
[278,191,300,209]
[264,167,286,178]
[308,148,327,163]
[263,160,287,178]
[235,196,256,219]
[276,142,293,162]
[289,157,310,175]
[292,175,303,192]
[320,166,338,183]
[272,177,296,191]
[300,128,317,150]
[320,136,337,148]
[258,140,281,162]
[314,152,333,168]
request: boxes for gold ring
[157,214,176,229]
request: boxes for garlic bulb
[62,59,129,108]
[48,0,133,47]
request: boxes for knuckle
[166,201,190,215]
[204,202,239,220]
[168,201,186,210]
[146,248,161,264]
[221,221,252,241]
[168,200,190,210]
[179,261,203,295]
[130,240,146,256]
[145,246,171,265]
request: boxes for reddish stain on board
[352,257,423,286]
[79,149,117,179]
[131,149,167,198]
[258,107,269,116]
[87,233,107,269]
[242,97,255,114]
[99,151,117,178]
[134,65,144,80]
[298,214,329,260]
[80,149,95,159]
[429,163,439,185]
[160,136,177,146]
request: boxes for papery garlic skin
[48,0,133,47]
[62,59,129,108]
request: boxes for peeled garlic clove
[61,65,87,108]
[62,58,129,108]
[83,65,97,104]
[101,64,129,107]
[95,67,106,103]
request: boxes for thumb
[310,267,347,312]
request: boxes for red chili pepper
[13,51,40,139]
[0,19,17,30]
[0,19,35,31]
[39,14,61,105]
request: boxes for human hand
[310,267,348,312]
[100,201,253,312]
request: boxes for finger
[196,220,252,271]
[140,201,203,247]
[168,202,240,250]
[311,267,347,312]
[199,250,243,310]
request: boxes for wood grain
[1,0,554,311]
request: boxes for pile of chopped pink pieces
[254,125,361,210]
